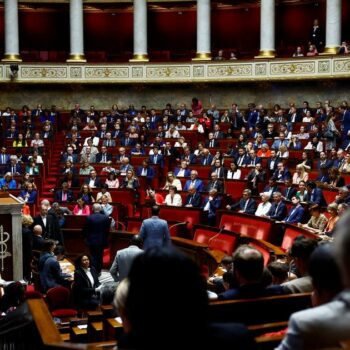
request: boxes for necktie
[203,158,207,165]
[154,155,157,164]
[189,196,192,204]
[12,166,15,174]
[286,188,290,198]
[214,132,218,138]
[274,203,280,216]
[243,199,249,212]
[171,196,173,204]
[216,168,220,176]
[210,140,214,147]
[62,192,67,202]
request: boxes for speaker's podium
[0,192,24,281]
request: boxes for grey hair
[92,203,102,213]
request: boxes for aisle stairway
[39,131,65,204]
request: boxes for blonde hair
[22,214,34,226]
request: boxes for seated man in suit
[283,178,297,201]
[202,189,222,226]
[110,235,143,282]
[84,169,102,189]
[267,150,280,174]
[218,245,283,300]
[184,185,202,208]
[136,160,155,186]
[18,182,37,204]
[119,158,134,176]
[96,146,112,163]
[174,160,191,178]
[115,147,130,165]
[282,196,305,224]
[306,181,327,207]
[6,156,22,175]
[184,170,204,192]
[226,189,256,215]
[206,172,224,194]
[60,146,78,163]
[211,159,226,179]
[264,192,287,221]
[246,163,266,196]
[181,147,197,165]
[246,149,262,168]
[273,162,292,182]
[205,133,219,149]
[0,146,11,165]
[102,132,116,147]
[235,147,250,168]
[149,146,164,167]
[54,182,75,203]
[200,148,213,166]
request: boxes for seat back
[46,286,72,311]
[281,225,319,252]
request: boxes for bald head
[33,225,43,236]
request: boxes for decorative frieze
[0,56,349,84]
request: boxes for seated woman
[163,171,182,191]
[28,150,44,164]
[187,120,204,134]
[73,198,91,216]
[72,254,101,310]
[277,144,289,159]
[100,194,115,229]
[296,181,308,202]
[323,203,339,237]
[288,135,302,150]
[292,164,309,185]
[78,184,95,204]
[339,154,350,174]
[226,162,241,180]
[298,151,313,171]
[145,188,164,205]
[174,136,187,148]
[306,44,318,56]
[18,172,37,190]
[0,172,17,190]
[257,143,271,158]
[304,136,323,153]
[12,133,27,148]
[298,204,328,234]
[79,160,95,175]
[25,160,40,176]
[96,183,113,203]
[328,167,345,189]
[105,172,120,188]
[164,186,182,207]
[255,192,272,217]
[121,169,140,189]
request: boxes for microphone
[208,225,225,250]
[169,221,189,236]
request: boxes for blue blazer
[309,188,327,207]
[61,153,79,163]
[83,213,110,246]
[235,154,250,167]
[200,154,213,166]
[267,202,287,221]
[136,166,155,180]
[181,153,197,164]
[284,205,305,224]
[183,179,204,192]
[174,168,191,177]
[148,154,164,167]
[19,190,37,204]
[0,154,10,165]
[139,216,171,251]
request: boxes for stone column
[323,0,342,54]
[67,0,86,62]
[193,0,211,61]
[130,0,149,62]
[256,0,275,58]
[2,0,21,62]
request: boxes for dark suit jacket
[267,157,280,172]
[84,177,102,188]
[235,154,250,167]
[184,192,202,208]
[267,202,287,221]
[273,169,292,181]
[120,137,136,147]
[205,139,219,148]
[210,167,226,179]
[6,163,22,175]
[283,187,297,200]
[83,213,110,246]
[32,235,45,251]
[202,196,222,219]
[33,213,63,244]
[54,189,75,203]
[96,153,113,163]
[309,188,327,207]
[184,179,204,192]
[174,168,191,177]
[230,198,256,215]
[181,153,197,164]
[72,266,100,309]
[200,155,214,166]
[60,153,78,163]
[206,180,224,194]
[136,166,155,180]
[149,154,164,167]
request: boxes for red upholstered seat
[24,290,44,299]
[46,286,77,318]
[281,225,320,252]
[103,248,110,269]
[193,226,239,255]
